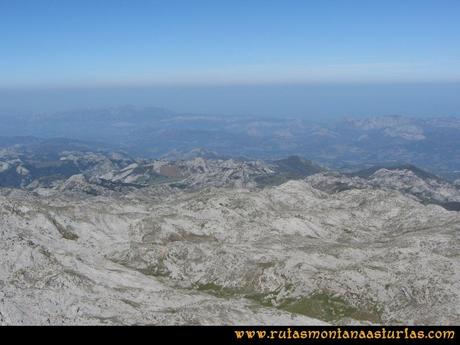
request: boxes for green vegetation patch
[278,291,382,323]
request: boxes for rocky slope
[307,166,460,211]
[0,172,459,325]
[1,145,459,325]
[0,187,325,325]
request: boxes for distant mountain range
[1,143,459,211]
[1,107,460,180]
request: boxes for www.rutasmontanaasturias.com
[234,327,456,340]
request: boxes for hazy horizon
[1,0,460,120]
[1,82,460,120]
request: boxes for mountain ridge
[1,111,460,180]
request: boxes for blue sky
[1,0,459,87]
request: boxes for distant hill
[349,164,441,181]
[274,155,325,177]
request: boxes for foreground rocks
[1,177,458,325]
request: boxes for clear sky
[0,0,459,118]
[1,0,459,87]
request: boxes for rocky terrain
[0,145,459,325]
[0,145,324,191]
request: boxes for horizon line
[2,78,460,91]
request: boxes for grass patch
[278,292,382,323]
